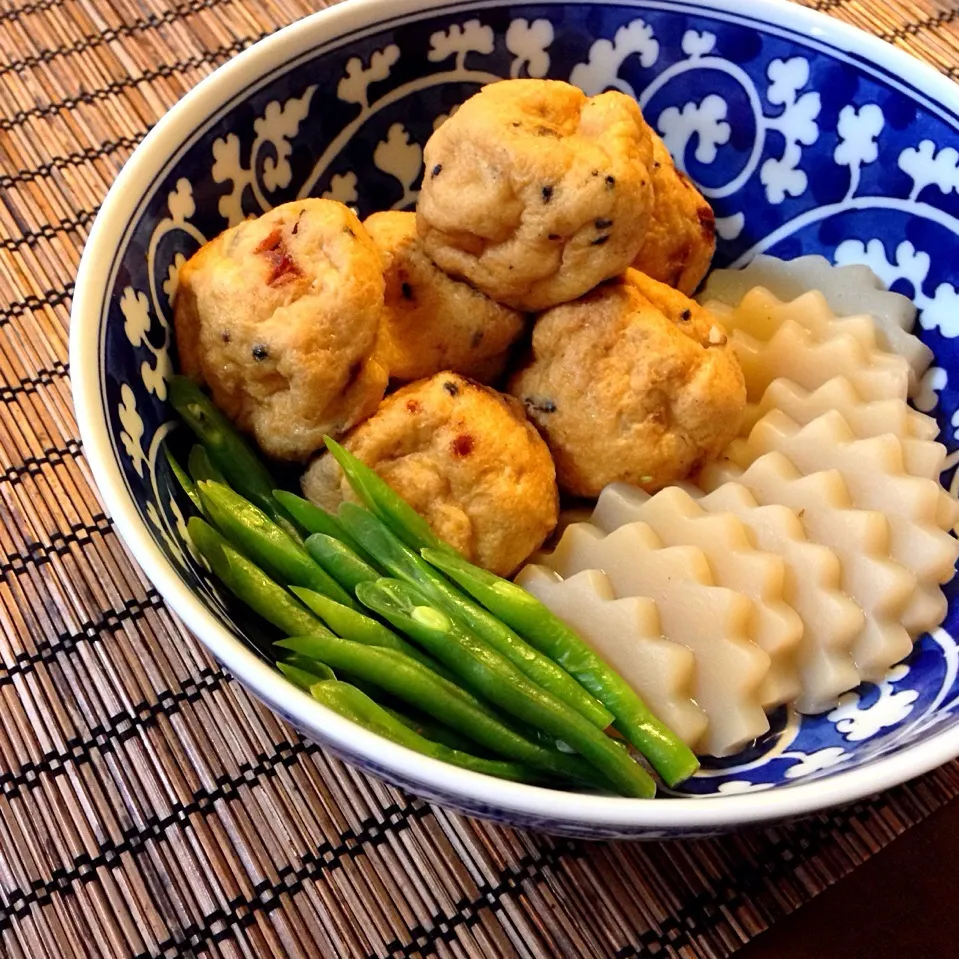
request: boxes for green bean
[276,636,602,787]
[188,518,336,640]
[325,436,451,555]
[337,503,613,731]
[421,548,699,786]
[273,490,375,563]
[197,481,357,610]
[170,375,279,515]
[356,578,654,798]
[289,586,452,678]
[278,658,336,690]
[164,446,203,513]
[309,681,551,785]
[189,518,604,788]
[304,533,384,594]
[381,705,494,755]
[188,444,226,485]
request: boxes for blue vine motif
[98,1,959,822]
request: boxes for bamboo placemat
[1,0,958,955]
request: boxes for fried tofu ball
[631,134,716,295]
[364,211,525,383]
[508,269,746,497]
[174,199,387,461]
[416,79,656,311]
[302,372,558,576]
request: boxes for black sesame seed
[541,185,554,203]
[548,233,561,240]
[511,121,522,128]
[343,226,355,237]
[443,380,459,396]
[401,282,414,301]
[524,397,557,415]
[595,218,613,229]
[591,170,599,177]
[605,174,616,187]
[252,344,269,361]
[653,161,661,169]
[590,235,610,246]
[431,163,443,178]
[220,330,231,343]
[680,309,691,321]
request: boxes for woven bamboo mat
[0,0,958,955]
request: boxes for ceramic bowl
[72,0,959,838]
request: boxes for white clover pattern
[117,178,211,569]
[428,20,494,69]
[118,384,147,478]
[506,18,553,78]
[162,254,186,306]
[716,779,774,794]
[715,212,745,241]
[834,104,884,197]
[338,47,400,109]
[835,237,959,339]
[374,124,423,209]
[759,58,821,204]
[899,139,959,200]
[682,30,715,59]
[299,27,501,201]
[914,366,948,413]
[828,666,919,742]
[569,19,659,97]
[782,747,849,780]
[213,87,316,226]
[658,95,730,165]
[323,172,359,206]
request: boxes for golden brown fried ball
[508,269,746,497]
[631,134,716,295]
[302,372,558,576]
[174,199,387,461]
[416,79,656,311]
[364,211,525,383]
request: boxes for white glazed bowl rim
[72,0,959,831]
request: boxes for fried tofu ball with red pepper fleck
[364,211,525,383]
[174,199,387,461]
[416,79,656,311]
[302,372,559,576]
[631,134,716,295]
[508,269,746,497]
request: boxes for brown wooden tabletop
[741,794,959,959]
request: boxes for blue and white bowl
[72,0,959,838]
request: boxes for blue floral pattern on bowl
[96,0,959,811]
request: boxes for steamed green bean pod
[197,481,357,610]
[356,578,656,799]
[309,681,552,785]
[421,548,699,786]
[277,636,604,788]
[337,504,613,730]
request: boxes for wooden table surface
[740,793,959,958]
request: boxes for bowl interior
[78,0,959,830]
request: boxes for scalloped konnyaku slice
[514,565,708,749]
[727,409,957,634]
[540,520,770,758]
[700,452,916,685]
[590,484,802,710]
